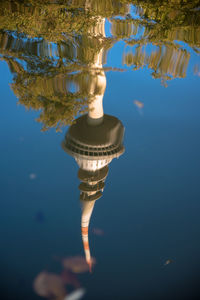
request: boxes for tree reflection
[0,0,199,130]
[123,45,190,82]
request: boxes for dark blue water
[0,2,200,300]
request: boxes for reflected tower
[62,91,124,272]
[62,15,125,272]
[62,107,124,271]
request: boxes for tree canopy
[0,0,199,130]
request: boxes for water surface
[0,1,200,299]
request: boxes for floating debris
[133,100,144,109]
[64,288,86,300]
[29,173,37,180]
[92,228,104,236]
[164,259,173,266]
[62,256,96,274]
[33,271,66,299]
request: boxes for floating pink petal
[134,100,144,109]
[33,271,67,299]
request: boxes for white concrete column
[81,199,96,272]
[87,18,106,120]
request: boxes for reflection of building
[60,13,125,271]
[62,52,124,270]
[62,111,124,271]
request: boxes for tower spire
[78,166,108,271]
[81,201,95,272]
